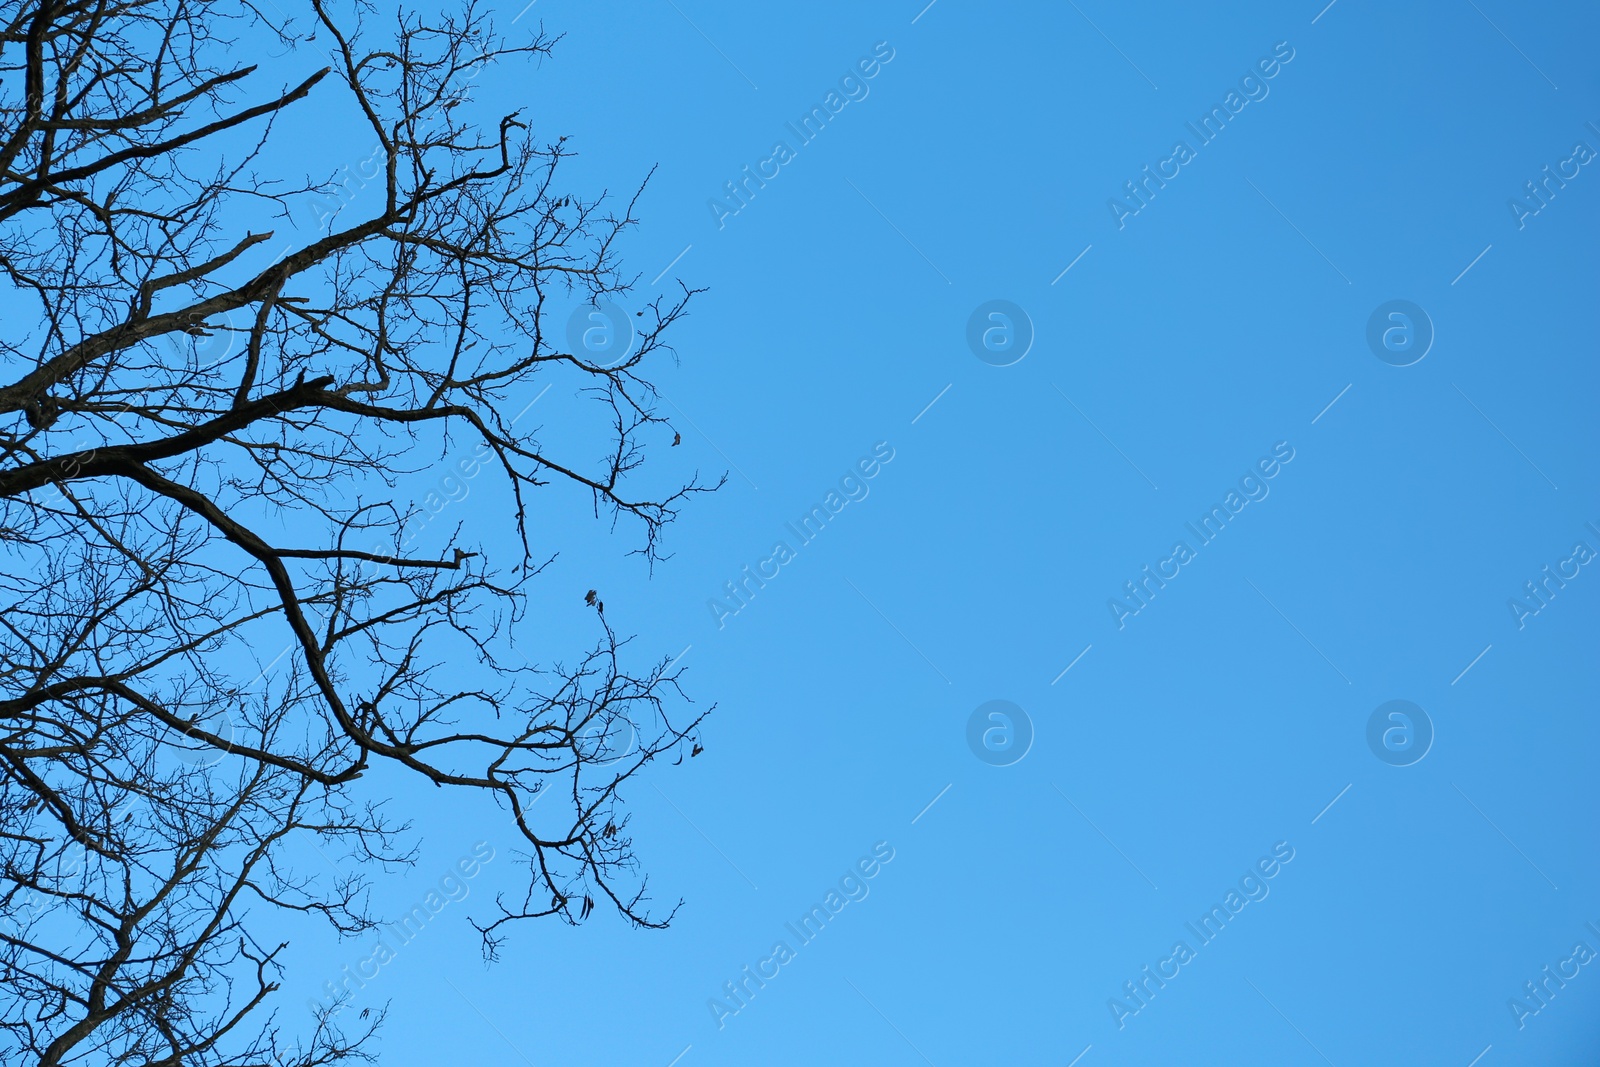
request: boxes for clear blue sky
[276,2,1600,1064]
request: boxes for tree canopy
[0,0,713,1062]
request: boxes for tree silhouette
[0,0,715,1062]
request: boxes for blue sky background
[266,2,1599,1064]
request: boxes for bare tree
[0,0,716,1062]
